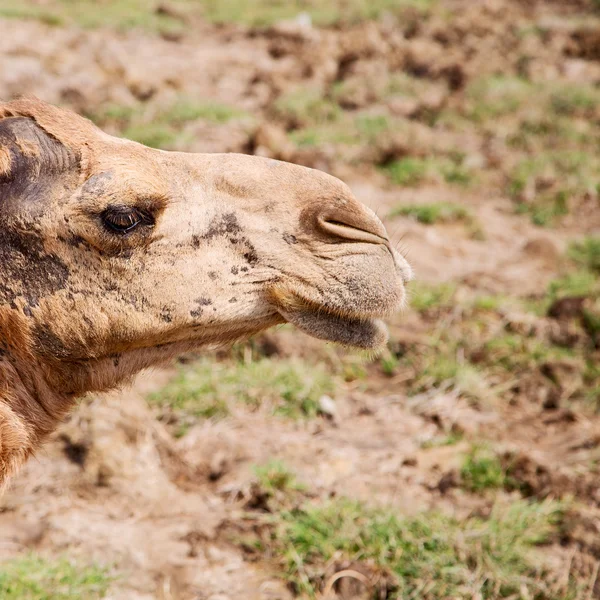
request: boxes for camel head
[0,97,411,482]
[0,97,411,385]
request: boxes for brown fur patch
[0,227,70,308]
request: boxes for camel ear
[0,115,79,209]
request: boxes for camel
[0,97,412,487]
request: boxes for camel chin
[278,307,389,350]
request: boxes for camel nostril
[319,212,389,245]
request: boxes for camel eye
[102,206,153,234]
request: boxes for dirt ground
[1,1,600,599]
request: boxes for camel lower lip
[277,307,389,349]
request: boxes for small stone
[318,395,337,419]
[270,13,316,41]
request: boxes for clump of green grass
[389,200,483,238]
[254,460,305,495]
[379,349,400,376]
[386,72,435,99]
[0,0,438,30]
[419,354,487,399]
[508,152,599,226]
[88,98,250,149]
[0,0,187,34]
[390,201,470,224]
[507,155,558,197]
[461,445,506,492]
[420,430,464,448]
[383,157,430,186]
[274,88,341,129]
[395,271,597,409]
[289,112,403,149]
[336,353,369,382]
[582,309,600,345]
[442,161,472,185]
[514,196,569,227]
[0,555,111,600]
[399,328,491,401]
[409,281,457,312]
[289,120,357,147]
[548,270,599,301]
[466,75,533,122]
[164,99,247,124]
[398,244,599,409]
[549,83,600,118]
[483,334,573,373]
[585,362,600,407]
[529,239,600,313]
[257,496,570,599]
[201,0,436,27]
[569,236,600,273]
[123,123,183,149]
[355,113,391,139]
[0,3,64,25]
[472,294,510,311]
[383,156,473,188]
[513,116,596,150]
[467,76,600,124]
[148,356,335,432]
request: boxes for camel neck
[0,355,61,485]
[0,309,72,484]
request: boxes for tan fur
[0,146,10,177]
[0,97,412,488]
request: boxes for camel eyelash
[101,205,155,235]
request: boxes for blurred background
[0,1,599,599]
